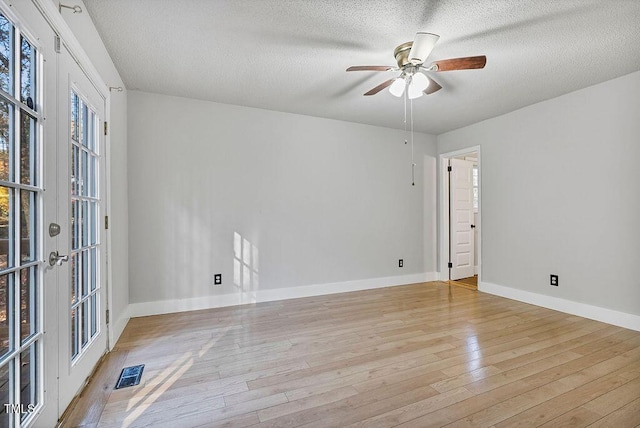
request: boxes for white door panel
[55,45,107,417]
[450,158,475,280]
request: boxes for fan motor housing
[394,42,413,67]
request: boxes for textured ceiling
[82,0,640,134]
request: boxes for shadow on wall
[233,232,259,304]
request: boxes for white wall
[57,0,129,340]
[438,70,640,319]
[128,91,437,310]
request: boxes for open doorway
[439,147,481,290]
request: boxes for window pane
[81,149,88,196]
[81,249,88,298]
[0,99,12,182]
[70,198,75,247]
[90,247,96,292]
[0,360,11,426]
[71,199,78,250]
[81,103,88,147]
[0,186,13,270]
[75,251,81,302]
[0,274,10,358]
[88,155,95,198]
[71,145,78,196]
[88,111,95,152]
[20,36,35,109]
[81,300,88,346]
[71,92,78,142]
[70,253,77,306]
[78,99,84,146]
[20,343,37,421]
[20,267,35,344]
[89,202,97,245]
[90,294,96,337]
[81,200,88,247]
[71,144,78,196]
[19,347,31,418]
[71,307,77,359]
[0,15,12,94]
[20,111,36,185]
[20,190,36,263]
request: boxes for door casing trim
[438,145,482,283]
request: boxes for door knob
[49,251,69,266]
[470,224,476,229]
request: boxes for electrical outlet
[399,259,403,268]
[214,274,222,285]
[550,274,558,286]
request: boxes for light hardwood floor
[63,282,640,427]
[452,276,478,290]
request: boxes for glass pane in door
[70,91,100,363]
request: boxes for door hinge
[448,262,453,268]
[54,35,61,53]
[106,309,110,325]
[447,166,452,172]
[104,215,109,229]
[104,121,108,136]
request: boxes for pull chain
[403,84,408,144]
[411,97,415,186]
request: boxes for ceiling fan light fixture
[407,73,426,99]
[389,77,406,97]
[407,84,423,99]
[410,72,429,92]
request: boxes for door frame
[438,146,482,283]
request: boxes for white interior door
[54,44,107,417]
[449,158,475,280]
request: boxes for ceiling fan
[346,32,486,98]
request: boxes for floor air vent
[115,364,145,389]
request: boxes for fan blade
[346,66,394,72]
[407,32,440,65]
[364,78,394,96]
[424,76,442,95]
[431,56,486,71]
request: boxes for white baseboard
[129,272,436,318]
[474,265,478,275]
[479,281,640,332]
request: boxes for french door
[53,44,107,419]
[0,5,45,427]
[0,2,108,426]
